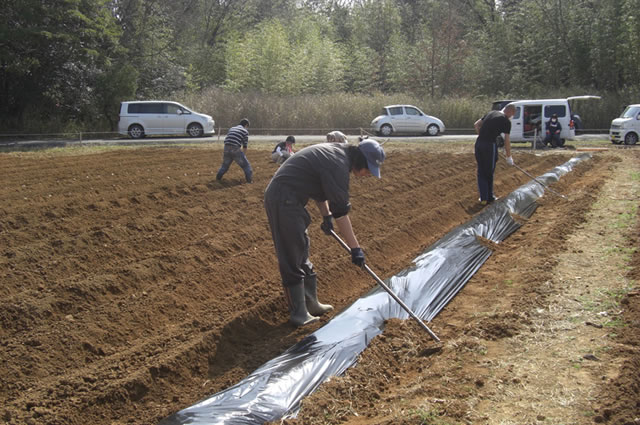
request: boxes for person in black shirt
[473,104,516,205]
[264,140,385,326]
[271,136,296,165]
[543,114,563,148]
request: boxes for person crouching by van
[271,136,296,165]
[216,118,253,183]
[326,131,348,143]
[473,104,516,205]
[543,114,563,148]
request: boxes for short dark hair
[348,145,368,171]
[285,135,295,143]
[240,118,250,127]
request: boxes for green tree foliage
[2,0,640,132]
[1,0,122,129]
[224,17,344,94]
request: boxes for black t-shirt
[477,111,512,143]
[268,143,352,216]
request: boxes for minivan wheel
[128,124,144,139]
[426,124,439,136]
[624,132,638,145]
[379,124,393,137]
[187,123,204,137]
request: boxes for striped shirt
[224,125,249,148]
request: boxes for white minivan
[118,101,215,139]
[609,104,640,145]
[493,96,600,146]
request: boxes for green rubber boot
[304,274,334,316]
[284,283,319,327]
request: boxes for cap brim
[367,160,381,178]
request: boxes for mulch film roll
[160,153,591,425]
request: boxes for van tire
[624,132,638,145]
[128,124,145,139]
[496,135,505,148]
[187,123,204,137]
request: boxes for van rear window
[544,105,566,118]
[127,103,165,114]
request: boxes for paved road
[0,133,610,150]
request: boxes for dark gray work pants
[264,181,314,288]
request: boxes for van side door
[509,106,524,141]
[139,103,166,135]
[544,104,573,139]
[163,103,188,134]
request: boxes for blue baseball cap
[358,139,385,178]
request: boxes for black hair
[285,135,296,143]
[240,118,250,127]
[347,145,368,172]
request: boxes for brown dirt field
[1,142,638,425]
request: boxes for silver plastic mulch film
[159,153,591,425]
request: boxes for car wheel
[426,124,439,136]
[128,124,144,139]
[496,135,505,148]
[379,124,393,137]
[187,123,204,137]
[624,132,638,145]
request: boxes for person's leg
[301,264,333,316]
[232,149,253,183]
[264,185,318,326]
[475,141,492,202]
[216,146,234,180]
[487,143,498,201]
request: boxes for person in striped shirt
[216,118,253,183]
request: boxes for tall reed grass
[180,87,635,134]
[181,88,490,133]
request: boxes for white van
[609,104,640,145]
[118,101,215,139]
[494,96,600,147]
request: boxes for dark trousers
[217,144,253,182]
[264,181,314,288]
[543,133,562,147]
[475,140,498,202]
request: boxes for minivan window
[513,106,521,119]
[544,105,566,118]
[405,107,421,116]
[166,103,182,114]
[128,103,165,114]
[621,106,640,119]
[389,107,404,115]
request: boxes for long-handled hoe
[500,153,568,199]
[329,230,441,343]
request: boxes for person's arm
[474,118,483,134]
[316,200,330,217]
[504,133,512,159]
[335,215,359,249]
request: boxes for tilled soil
[0,142,637,425]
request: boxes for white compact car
[371,105,445,137]
[118,101,215,139]
[610,104,640,145]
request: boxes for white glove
[506,156,514,166]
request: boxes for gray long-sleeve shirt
[267,143,353,217]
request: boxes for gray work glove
[350,247,366,269]
[320,215,334,235]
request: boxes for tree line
[1,0,639,133]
